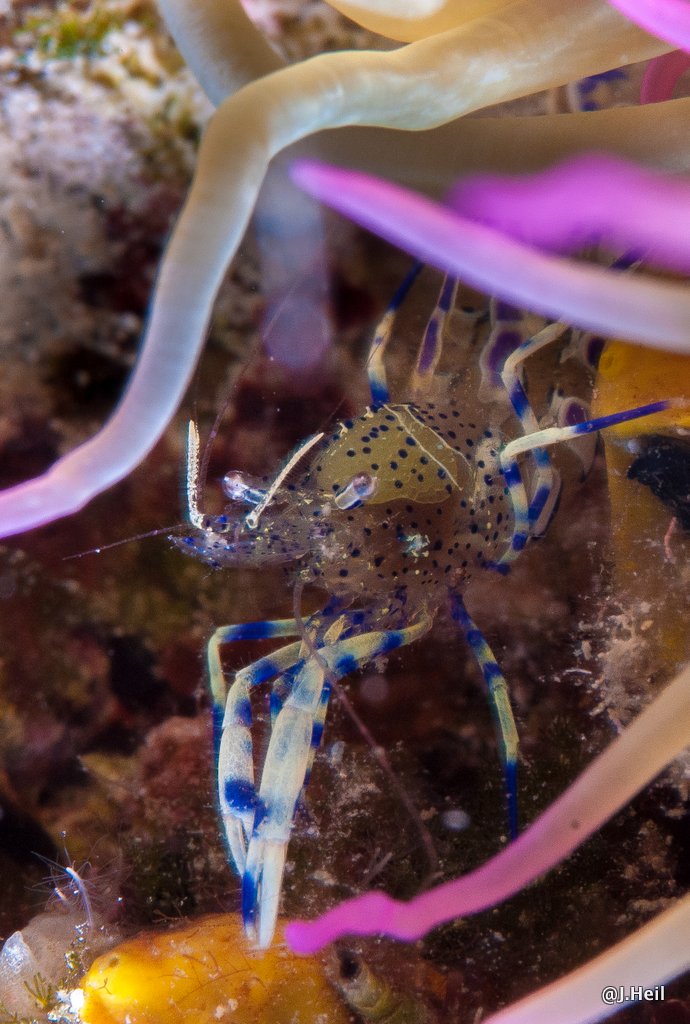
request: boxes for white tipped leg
[209,624,303,875]
[244,840,289,949]
[217,684,255,876]
[243,679,323,947]
[242,614,433,946]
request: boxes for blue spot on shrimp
[172,267,677,948]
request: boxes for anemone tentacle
[0,0,670,537]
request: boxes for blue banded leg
[548,391,598,479]
[479,300,528,406]
[410,275,457,398]
[244,612,432,947]
[220,641,308,876]
[502,400,681,463]
[483,312,564,566]
[208,618,302,874]
[498,456,530,567]
[450,593,519,839]
[270,611,358,733]
[498,399,682,566]
[366,262,423,405]
[208,618,302,704]
[501,322,568,537]
[223,610,354,869]
[270,611,355,728]
[298,609,375,793]
[243,656,327,948]
[300,614,351,789]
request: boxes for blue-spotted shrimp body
[297,401,514,600]
[173,273,670,948]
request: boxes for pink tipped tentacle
[482,895,690,1024]
[285,662,690,952]
[448,153,690,265]
[641,50,690,101]
[291,160,690,353]
[605,0,690,52]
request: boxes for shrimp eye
[333,473,380,509]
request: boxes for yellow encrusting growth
[595,341,690,437]
[593,339,690,675]
[77,914,351,1024]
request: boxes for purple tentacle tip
[292,156,690,354]
[449,154,690,272]
[605,0,690,52]
[285,892,398,955]
[641,51,690,102]
[285,666,690,972]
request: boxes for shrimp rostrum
[174,269,673,948]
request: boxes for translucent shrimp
[174,271,673,948]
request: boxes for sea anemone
[0,0,676,537]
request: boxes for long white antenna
[245,432,324,530]
[186,420,205,529]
